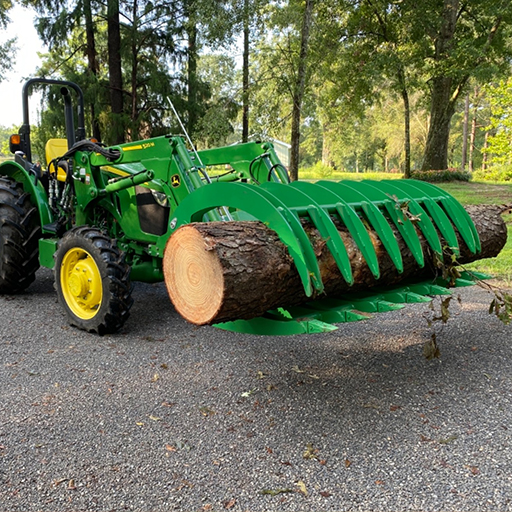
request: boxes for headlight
[151,190,169,207]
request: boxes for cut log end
[163,225,225,324]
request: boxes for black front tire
[54,226,133,334]
[0,176,41,293]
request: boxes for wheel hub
[60,248,103,319]
[67,271,87,297]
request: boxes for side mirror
[9,134,22,154]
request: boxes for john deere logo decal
[171,174,181,188]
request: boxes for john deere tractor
[0,79,488,335]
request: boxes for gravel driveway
[1,267,511,511]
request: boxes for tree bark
[421,0,462,171]
[289,0,313,181]
[421,75,458,171]
[107,0,125,144]
[482,131,489,171]
[163,205,508,325]
[461,93,469,170]
[242,0,250,143]
[401,82,411,178]
[84,0,102,142]
[321,122,335,168]
[185,0,198,136]
[130,0,139,141]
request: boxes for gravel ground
[1,267,511,512]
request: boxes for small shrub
[410,168,471,183]
[473,164,512,182]
[299,161,336,180]
[311,161,335,178]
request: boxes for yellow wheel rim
[60,247,103,320]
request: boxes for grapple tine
[290,181,381,279]
[172,181,320,296]
[386,180,461,256]
[245,185,324,292]
[261,181,354,285]
[407,180,480,253]
[340,181,425,267]
[316,180,404,273]
[365,180,445,258]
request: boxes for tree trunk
[130,0,139,141]
[84,0,101,142]
[469,113,476,172]
[163,205,508,325]
[185,0,198,136]
[421,5,503,172]
[398,67,411,178]
[288,0,313,181]
[469,111,477,173]
[421,0,463,171]
[461,92,470,170]
[321,123,335,168]
[242,0,250,143]
[422,76,457,171]
[401,87,411,178]
[469,85,480,173]
[107,0,125,145]
[482,131,489,171]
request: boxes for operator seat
[45,138,68,182]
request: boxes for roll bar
[19,78,86,162]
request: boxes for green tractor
[0,79,486,335]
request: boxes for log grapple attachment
[172,177,480,299]
[2,78,500,335]
[168,153,483,334]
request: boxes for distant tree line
[0,0,511,179]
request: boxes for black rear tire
[0,176,41,293]
[54,226,133,334]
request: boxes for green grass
[462,216,512,284]
[299,170,403,181]
[437,181,512,206]
[437,182,512,284]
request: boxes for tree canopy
[0,0,15,82]
[1,0,511,177]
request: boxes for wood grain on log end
[163,224,225,324]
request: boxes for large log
[163,205,508,325]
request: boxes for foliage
[305,161,335,179]
[0,125,15,156]
[309,0,512,174]
[192,53,240,148]
[2,0,511,185]
[298,169,403,181]
[473,165,512,182]
[488,288,512,324]
[0,0,14,82]
[410,168,471,183]
[483,77,512,167]
[24,0,240,147]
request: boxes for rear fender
[0,160,53,227]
